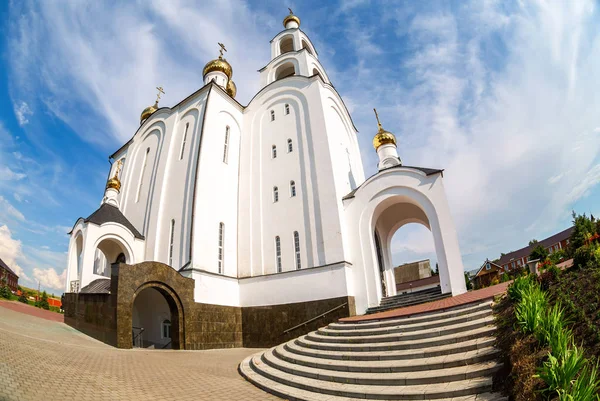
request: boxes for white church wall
[191,89,243,276]
[191,270,240,307]
[239,262,351,307]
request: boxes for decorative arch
[302,39,314,55]
[275,62,296,81]
[279,35,295,55]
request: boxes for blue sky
[0,0,599,293]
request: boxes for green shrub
[536,303,569,349]
[538,345,586,393]
[0,286,11,299]
[557,361,600,401]
[573,244,600,269]
[515,284,547,334]
[508,275,534,303]
[18,292,28,303]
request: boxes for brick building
[473,226,574,287]
[0,258,19,292]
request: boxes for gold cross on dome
[373,108,383,129]
[218,42,227,57]
[112,159,123,179]
[155,86,165,104]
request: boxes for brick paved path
[340,282,510,322]
[0,307,279,401]
[0,299,64,322]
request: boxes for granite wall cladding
[64,262,353,350]
[63,292,117,346]
[241,296,356,348]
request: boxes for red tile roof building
[0,258,19,292]
[474,226,573,287]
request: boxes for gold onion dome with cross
[106,160,123,192]
[140,86,165,124]
[203,43,233,80]
[372,108,397,151]
[283,8,300,27]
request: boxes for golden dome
[203,56,233,80]
[226,80,237,98]
[140,102,158,124]
[106,176,121,192]
[283,12,300,28]
[373,129,397,150]
[372,108,397,150]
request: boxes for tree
[568,211,595,256]
[434,263,439,275]
[38,291,50,310]
[464,272,472,290]
[529,239,539,246]
[0,286,11,299]
[530,244,549,261]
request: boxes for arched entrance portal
[131,283,184,349]
[372,198,449,298]
[94,238,131,277]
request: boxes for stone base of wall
[63,292,116,346]
[64,262,354,350]
[242,296,356,348]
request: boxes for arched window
[168,219,175,266]
[136,147,150,203]
[287,138,293,153]
[218,222,224,274]
[290,180,296,197]
[179,123,189,160]
[312,68,324,81]
[162,319,171,339]
[275,62,296,81]
[302,40,314,55]
[223,126,230,163]
[272,145,277,159]
[270,110,275,121]
[273,186,279,203]
[285,104,290,115]
[294,231,301,270]
[279,35,294,54]
[275,236,282,272]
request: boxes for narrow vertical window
[273,186,279,202]
[272,145,277,159]
[223,126,230,163]
[168,219,175,266]
[275,236,282,272]
[270,110,275,121]
[290,180,296,197]
[218,222,224,274]
[294,231,301,270]
[179,123,189,160]
[287,138,293,153]
[136,147,150,203]
[285,104,290,115]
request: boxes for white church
[64,10,466,350]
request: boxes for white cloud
[0,196,25,222]
[0,166,26,181]
[33,267,66,291]
[13,101,33,126]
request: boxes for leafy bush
[515,284,547,334]
[18,292,28,304]
[508,275,534,303]
[536,303,568,348]
[559,361,600,401]
[37,291,50,310]
[549,249,567,264]
[530,244,550,262]
[0,286,11,299]
[538,345,585,393]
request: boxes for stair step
[246,353,498,399]
[239,358,507,401]
[321,309,492,337]
[310,316,495,344]
[297,325,496,352]
[275,343,500,373]
[331,302,493,330]
[367,294,451,313]
[287,336,497,361]
[381,289,443,303]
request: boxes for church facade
[64,11,467,350]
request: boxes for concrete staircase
[239,301,505,400]
[366,286,450,314]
